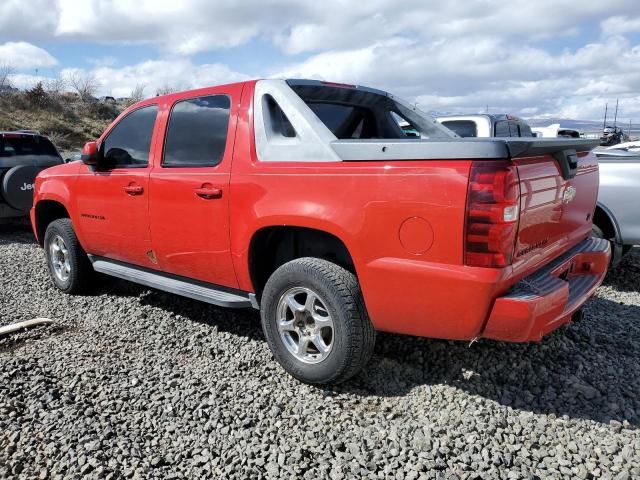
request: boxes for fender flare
[595,201,622,244]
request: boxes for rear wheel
[260,257,375,385]
[44,219,94,294]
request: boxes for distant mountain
[523,118,639,132]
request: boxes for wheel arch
[594,202,622,243]
[34,200,70,246]
[248,225,356,298]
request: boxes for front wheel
[44,218,94,294]
[260,258,375,385]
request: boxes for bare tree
[0,64,15,90]
[68,71,100,101]
[155,83,178,96]
[129,83,146,103]
[44,76,68,96]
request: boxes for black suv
[600,126,627,147]
[0,132,62,221]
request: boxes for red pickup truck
[31,79,610,384]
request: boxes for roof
[436,113,526,122]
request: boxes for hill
[0,83,123,153]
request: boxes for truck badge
[562,186,576,204]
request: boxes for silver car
[593,152,640,263]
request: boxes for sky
[1,0,640,121]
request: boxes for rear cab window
[287,81,454,141]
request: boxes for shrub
[25,83,51,109]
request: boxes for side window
[102,105,158,167]
[264,95,296,138]
[163,95,231,167]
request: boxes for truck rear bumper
[482,237,610,342]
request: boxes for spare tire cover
[1,165,42,212]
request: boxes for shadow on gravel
[335,297,640,427]
[138,289,264,341]
[132,279,640,427]
[85,245,640,428]
[0,224,35,245]
[0,324,75,354]
[603,248,640,292]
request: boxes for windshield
[288,81,455,140]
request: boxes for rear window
[289,82,454,140]
[495,120,533,137]
[441,120,478,138]
[518,123,533,137]
[0,135,60,158]
[308,103,377,139]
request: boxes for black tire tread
[261,257,375,385]
[44,218,94,294]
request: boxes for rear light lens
[465,160,520,268]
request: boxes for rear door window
[102,105,158,167]
[441,120,478,138]
[163,95,231,167]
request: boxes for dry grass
[0,87,121,151]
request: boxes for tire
[260,257,375,385]
[591,224,605,239]
[44,218,94,294]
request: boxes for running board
[89,256,254,309]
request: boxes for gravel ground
[1,225,639,479]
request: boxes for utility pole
[603,103,608,129]
[613,99,619,127]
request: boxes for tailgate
[507,139,600,277]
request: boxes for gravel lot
[1,225,639,479]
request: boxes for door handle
[195,187,223,199]
[124,184,144,195]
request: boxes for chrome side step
[89,256,253,309]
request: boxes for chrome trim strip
[89,256,253,308]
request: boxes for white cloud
[275,33,640,121]
[0,42,58,70]
[0,1,59,40]
[601,15,640,36]
[2,1,640,120]
[60,58,249,98]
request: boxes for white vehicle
[435,114,533,138]
[531,124,582,138]
[605,140,640,153]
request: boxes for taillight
[465,160,520,268]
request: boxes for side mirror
[81,141,100,166]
